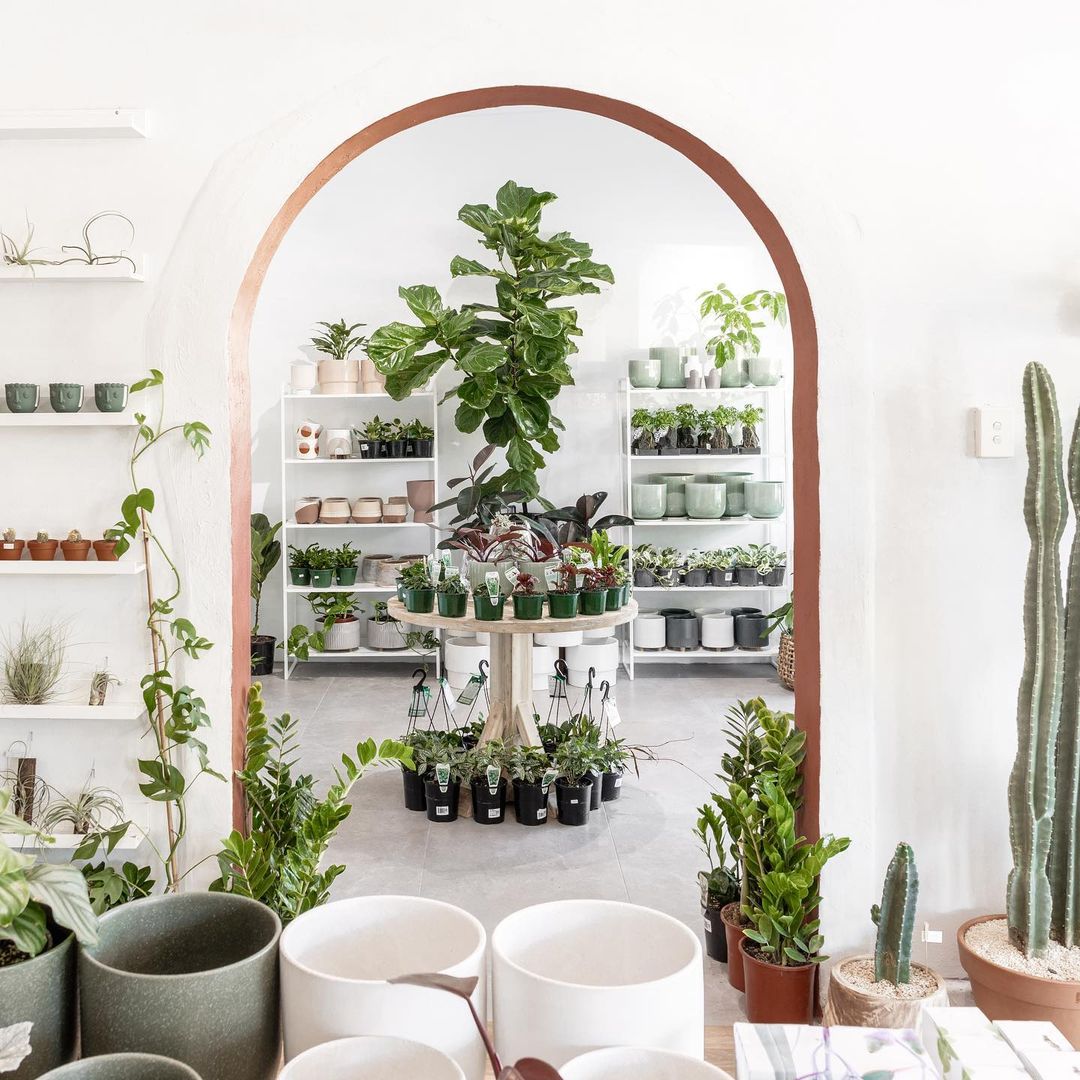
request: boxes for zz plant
[368,180,614,500]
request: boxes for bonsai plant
[508,745,555,826]
[435,568,469,618]
[1,621,66,704]
[708,405,739,453]
[674,403,698,451]
[631,408,659,455]
[333,541,360,586]
[825,842,948,1027]
[653,407,678,454]
[698,282,788,372]
[367,180,614,500]
[738,404,765,453]
[310,318,366,392]
[400,558,435,613]
[60,529,91,561]
[696,801,740,962]
[511,572,544,620]
[288,544,313,586]
[553,737,599,826]
[250,513,282,676]
[463,739,510,825]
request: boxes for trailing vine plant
[74,369,220,901]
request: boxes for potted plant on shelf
[26,531,56,562]
[511,572,544,620]
[250,513,282,677]
[0,527,23,561]
[400,559,435,613]
[654,407,679,455]
[696,801,741,962]
[710,548,736,587]
[632,544,658,587]
[708,405,739,454]
[654,546,682,587]
[547,562,581,619]
[738,404,765,454]
[674,403,698,453]
[405,419,435,458]
[825,842,948,1027]
[439,524,519,593]
[508,745,555,826]
[733,546,759,587]
[472,574,507,621]
[435,568,468,617]
[766,596,794,690]
[698,282,788,385]
[463,739,510,825]
[287,593,363,654]
[384,417,408,458]
[755,544,786,586]
[59,529,91,561]
[367,600,406,651]
[353,416,387,458]
[554,737,598,826]
[2,621,67,705]
[310,318,366,394]
[631,408,659,455]
[579,568,610,615]
[288,544,312,586]
[92,529,121,562]
[306,546,336,588]
[682,551,711,588]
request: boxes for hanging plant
[367,180,614,500]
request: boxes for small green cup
[512,593,545,620]
[336,566,358,586]
[310,568,334,588]
[5,382,39,413]
[437,591,468,618]
[94,382,129,413]
[404,587,435,614]
[49,382,84,413]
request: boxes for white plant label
[541,769,557,790]
[439,551,453,569]
[537,808,547,821]
[614,776,622,788]
[436,804,449,816]
[704,918,712,932]
[435,763,450,788]
[605,699,623,729]
[488,808,501,819]
[504,565,519,590]
[456,679,480,706]
[484,571,500,600]
[486,765,501,791]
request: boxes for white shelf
[284,457,434,465]
[304,646,437,661]
[634,585,785,593]
[633,647,779,661]
[632,517,784,526]
[630,453,776,462]
[286,583,395,594]
[0,109,149,139]
[0,412,137,428]
[0,560,146,576]
[626,386,780,395]
[2,826,145,853]
[283,391,434,400]
[0,261,145,283]
[285,522,427,531]
[0,703,144,722]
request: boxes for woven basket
[777,631,795,690]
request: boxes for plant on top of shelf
[404,419,435,441]
[631,407,660,454]
[674,403,699,450]
[310,318,367,360]
[589,528,628,571]
[332,541,359,570]
[739,404,766,451]
[367,180,614,501]
[632,543,658,570]
[435,570,467,595]
[40,780,125,836]
[1,620,67,704]
[652,406,678,452]
[698,283,788,369]
[512,571,539,595]
[400,559,434,590]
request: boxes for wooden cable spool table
[387,598,638,746]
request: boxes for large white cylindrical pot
[583,626,614,640]
[492,900,703,1067]
[279,1036,466,1080]
[562,1047,732,1080]
[635,612,667,650]
[280,896,487,1080]
[534,630,584,647]
[700,614,734,651]
[567,639,620,688]
[532,645,557,689]
[445,638,490,671]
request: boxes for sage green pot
[745,480,785,519]
[547,591,580,619]
[512,593,545,620]
[707,472,753,517]
[685,481,727,519]
[473,593,507,621]
[631,482,667,520]
[93,382,129,413]
[650,473,692,518]
[748,356,781,386]
[628,357,661,388]
[0,930,76,1079]
[40,1055,201,1079]
[79,893,281,1080]
[718,355,749,387]
[652,346,684,388]
[5,382,39,413]
[580,589,607,615]
[48,383,83,413]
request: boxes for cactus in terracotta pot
[0,526,23,561]
[60,528,92,561]
[3,528,14,543]
[872,842,918,984]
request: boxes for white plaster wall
[3,0,1078,971]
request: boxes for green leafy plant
[368,180,614,500]
[553,737,601,787]
[709,405,739,451]
[310,318,367,360]
[508,745,553,785]
[288,544,314,570]
[356,416,390,441]
[530,491,632,546]
[400,559,434,590]
[404,419,435,441]
[435,572,467,595]
[250,514,282,635]
[79,860,155,916]
[1,620,67,705]
[211,685,412,923]
[631,408,659,452]
[431,445,528,528]
[696,801,740,914]
[512,572,538,595]
[698,283,788,368]
[739,405,766,450]
[462,739,510,783]
[283,593,363,659]
[332,541,359,570]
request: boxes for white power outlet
[971,406,1015,458]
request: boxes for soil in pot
[470,777,507,824]
[250,635,275,677]
[424,779,460,822]
[92,539,118,561]
[27,540,58,562]
[555,777,592,826]
[403,587,435,614]
[0,539,24,561]
[721,902,748,991]
[402,769,427,811]
[824,954,948,1028]
[702,905,728,963]
[601,768,624,801]
[580,589,607,615]
[513,779,550,825]
[740,938,816,1023]
[437,592,468,618]
[547,591,580,619]
[512,593,544,620]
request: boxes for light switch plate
[972,406,1015,457]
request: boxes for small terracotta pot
[60,540,93,561]
[740,937,816,1023]
[0,539,24,561]
[958,914,1080,1047]
[93,539,119,561]
[28,539,59,561]
[721,903,747,992]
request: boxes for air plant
[88,660,120,706]
[1,620,67,705]
[388,973,564,1079]
[39,780,125,835]
[1,215,54,269]
[54,211,137,272]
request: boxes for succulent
[2,528,14,543]
[66,529,82,543]
[35,530,49,542]
[872,842,918,985]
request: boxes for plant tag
[445,564,460,581]
[487,808,501,820]
[605,699,623,729]
[614,776,622,788]
[456,677,480,706]
[544,565,559,589]
[484,571,500,600]
[504,566,519,590]
[439,551,453,569]
[436,804,449,816]
[435,763,450,790]
[541,769,557,790]
[569,797,580,805]
[427,554,438,579]
[486,765,501,792]
[704,917,712,932]
[536,807,547,820]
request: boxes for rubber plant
[72,369,220,901]
[367,180,614,500]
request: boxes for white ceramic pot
[701,613,734,651]
[280,896,487,1080]
[583,626,614,640]
[325,428,353,458]
[280,1036,466,1080]
[290,359,319,394]
[318,357,360,386]
[635,613,667,650]
[567,639,620,687]
[445,638,490,678]
[474,631,490,645]
[562,1047,731,1080]
[532,645,557,689]
[322,616,361,652]
[533,630,584,647]
[491,900,703,1068]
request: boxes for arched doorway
[227,85,820,835]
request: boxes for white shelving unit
[621,380,793,678]
[279,386,442,679]
[0,108,149,139]
[0,703,145,722]
[0,261,145,283]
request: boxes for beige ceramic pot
[377,558,411,587]
[362,554,392,583]
[322,615,361,652]
[382,496,409,523]
[317,358,359,386]
[350,498,382,524]
[319,498,352,525]
[824,954,948,1028]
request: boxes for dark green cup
[5,382,39,413]
[94,383,129,413]
[49,383,84,413]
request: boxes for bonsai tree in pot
[708,405,739,453]
[673,403,699,452]
[653,407,678,454]
[631,408,659,454]
[250,513,281,677]
[367,180,614,501]
[698,282,787,372]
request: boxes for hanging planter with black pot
[633,569,657,587]
[734,566,759,586]
[587,769,603,810]
[710,567,734,587]
[601,767,624,801]
[682,568,708,588]
[555,777,593,826]
[402,767,427,811]
[78,893,281,1080]
[424,774,460,822]
[734,612,771,650]
[470,776,507,825]
[250,635,275,677]
[513,778,550,825]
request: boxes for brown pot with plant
[59,530,92,561]
[0,527,24,561]
[27,531,58,561]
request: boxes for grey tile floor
[261,661,793,1025]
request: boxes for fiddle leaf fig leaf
[455,402,486,434]
[383,350,450,400]
[458,374,498,409]
[457,343,507,374]
[398,284,444,327]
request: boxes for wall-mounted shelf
[632,517,785,527]
[0,703,145,722]
[284,521,428,531]
[284,457,435,465]
[0,261,145,283]
[0,108,149,139]
[0,560,146,576]
[626,386,780,396]
[283,390,434,401]
[2,825,146,854]
[0,412,137,428]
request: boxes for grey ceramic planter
[79,894,281,1080]
[735,613,772,650]
[663,610,700,650]
[0,930,76,1079]
[40,1054,201,1079]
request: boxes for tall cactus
[1049,404,1080,946]
[1007,362,1066,958]
[871,842,919,984]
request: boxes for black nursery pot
[250,635,275,677]
[634,569,658,587]
[682,568,708,588]
[734,612,770,650]
[424,778,460,822]
[655,567,679,586]
[470,777,507,825]
[588,769,603,810]
[402,768,427,811]
[703,906,728,962]
[764,566,787,586]
[710,567,734,587]
[555,777,593,826]
[388,438,408,458]
[734,566,759,586]
[356,439,375,459]
[369,438,384,459]
[513,778,550,826]
[601,768,624,801]
[413,437,434,458]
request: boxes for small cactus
[871,842,919,984]
[66,529,82,542]
[2,528,14,543]
[35,530,49,542]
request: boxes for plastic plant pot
[49,383,84,413]
[703,907,727,962]
[555,778,593,826]
[512,593,544,620]
[403,587,435,614]
[587,770,603,810]
[336,566,358,586]
[734,566,759,586]
[93,383,129,413]
[470,777,507,824]
[579,589,607,615]
[710,568,734,586]
[682,568,708,587]
[288,567,310,587]
[424,778,460,822]
[280,896,487,1080]
[601,768,624,801]
[309,568,333,588]
[402,769,427,812]
[655,567,678,587]
[547,592,580,619]
[491,900,703,1068]
[251,635,276,676]
[599,588,618,611]
[278,1036,466,1080]
[633,569,657,587]
[764,565,787,586]
[39,1054,202,1080]
[740,937,815,1023]
[437,592,468,618]
[5,382,39,413]
[561,1047,730,1080]
[513,778,550,825]
[472,593,506,621]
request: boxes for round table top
[388,597,638,635]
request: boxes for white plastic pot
[322,616,361,652]
[700,613,734,651]
[583,626,614,640]
[290,359,319,394]
[280,896,487,1080]
[635,613,667,650]
[279,1036,466,1080]
[445,637,490,673]
[492,900,703,1068]
[533,630,584,647]
[567,639,620,687]
[532,645,557,689]
[562,1047,731,1080]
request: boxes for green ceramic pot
[707,472,753,517]
[631,482,667,520]
[403,586,435,613]
[512,593,545,620]
[39,1054,201,1079]
[718,355,749,387]
[79,893,281,1080]
[5,382,39,413]
[48,383,84,413]
[0,929,76,1079]
[745,481,785,519]
[605,587,622,611]
[335,566,358,586]
[473,593,507,621]
[628,358,661,388]
[652,346,684,388]
[309,568,333,588]
[437,591,468,617]
[748,357,781,386]
[650,473,692,518]
[547,591,580,619]
[579,589,607,616]
[685,481,727,519]
[288,567,310,586]
[93,383,129,413]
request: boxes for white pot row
[278,896,704,1079]
[443,638,558,690]
[636,611,735,650]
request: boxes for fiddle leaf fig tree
[367,180,614,500]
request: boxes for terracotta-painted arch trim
[227,85,821,837]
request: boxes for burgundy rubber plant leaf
[508,1060,565,1080]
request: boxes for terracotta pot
[60,540,92,561]
[0,539,24,561]
[28,539,59,561]
[824,954,949,1028]
[92,540,118,562]
[740,937,816,1023]
[721,903,747,991]
[957,914,1080,1047]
